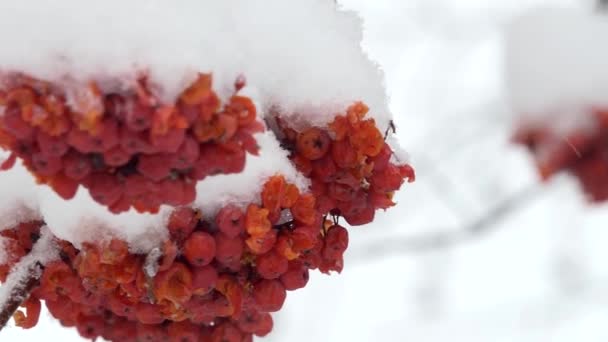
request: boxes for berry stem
[383,120,396,141]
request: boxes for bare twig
[354,183,545,260]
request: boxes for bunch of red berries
[0,174,359,341]
[0,73,263,213]
[514,109,608,202]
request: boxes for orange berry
[215,234,244,267]
[350,119,384,157]
[215,205,245,238]
[281,184,300,208]
[346,101,369,124]
[245,229,277,255]
[100,238,129,265]
[296,127,331,160]
[215,275,243,317]
[291,193,316,225]
[167,320,200,342]
[262,175,286,213]
[253,280,286,313]
[180,73,214,106]
[183,232,216,267]
[154,262,193,304]
[328,115,350,141]
[280,261,309,291]
[245,204,271,236]
[167,207,198,241]
[135,303,165,325]
[256,251,288,280]
[48,173,79,200]
[226,96,257,126]
[192,265,218,296]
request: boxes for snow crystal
[0,226,57,308]
[505,7,608,131]
[0,0,391,129]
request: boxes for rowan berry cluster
[0,74,415,340]
[0,73,262,213]
[514,109,608,202]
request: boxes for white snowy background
[3,0,608,341]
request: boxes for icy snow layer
[505,7,608,132]
[0,130,308,253]
[0,0,391,130]
[194,131,310,216]
[0,148,165,253]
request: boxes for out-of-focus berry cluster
[0,73,263,213]
[513,109,608,202]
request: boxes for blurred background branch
[354,182,546,259]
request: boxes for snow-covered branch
[0,227,58,331]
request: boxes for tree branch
[0,262,43,331]
[0,226,57,331]
[353,183,546,260]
